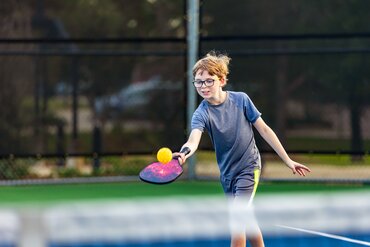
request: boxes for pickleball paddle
[139,147,191,184]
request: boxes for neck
[208,90,227,105]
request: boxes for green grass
[0,181,369,206]
[0,181,223,205]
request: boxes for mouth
[201,90,210,96]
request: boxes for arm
[253,117,311,176]
[173,129,203,165]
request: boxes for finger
[303,167,311,172]
[299,167,310,174]
[177,157,184,165]
[294,168,301,176]
[175,154,182,163]
[296,167,306,176]
[299,165,311,172]
[178,154,186,165]
[297,167,304,176]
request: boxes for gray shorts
[221,168,261,198]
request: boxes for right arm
[174,129,203,165]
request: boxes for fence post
[186,0,200,180]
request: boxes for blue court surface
[47,232,370,247]
[3,192,370,247]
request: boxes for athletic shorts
[221,168,261,199]
[224,168,262,234]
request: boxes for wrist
[284,158,293,167]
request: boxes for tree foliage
[1,0,369,154]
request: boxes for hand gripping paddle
[139,147,191,184]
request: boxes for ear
[219,77,227,87]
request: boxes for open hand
[287,161,311,176]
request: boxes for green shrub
[0,158,30,180]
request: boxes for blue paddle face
[139,158,183,184]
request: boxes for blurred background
[1,1,370,247]
[0,0,369,183]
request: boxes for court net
[1,191,370,247]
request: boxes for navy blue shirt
[191,91,261,179]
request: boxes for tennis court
[0,181,369,247]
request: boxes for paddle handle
[173,147,191,159]
[180,147,191,155]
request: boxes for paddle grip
[173,147,191,159]
[179,147,191,155]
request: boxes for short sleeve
[191,104,208,132]
[243,94,261,123]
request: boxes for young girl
[173,51,311,247]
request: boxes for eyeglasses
[193,79,215,88]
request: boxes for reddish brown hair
[192,51,231,81]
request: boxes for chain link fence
[1,1,370,185]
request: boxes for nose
[200,81,207,88]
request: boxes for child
[173,51,311,247]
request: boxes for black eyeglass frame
[192,79,215,88]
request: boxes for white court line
[277,225,370,246]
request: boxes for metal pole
[186,0,199,180]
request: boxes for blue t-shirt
[191,91,261,179]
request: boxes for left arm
[253,117,311,176]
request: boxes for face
[194,70,225,101]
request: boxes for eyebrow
[194,77,214,80]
